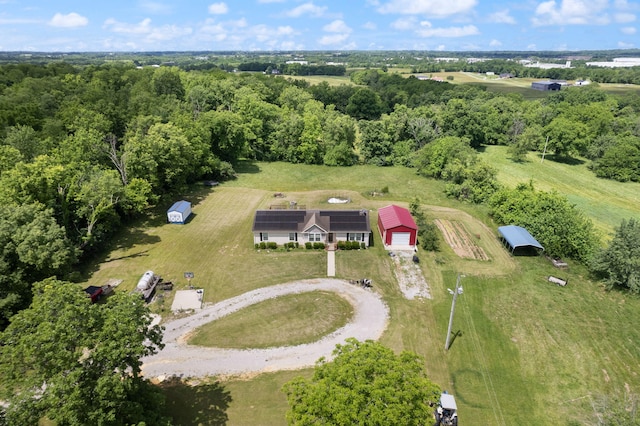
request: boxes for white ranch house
[252,209,372,247]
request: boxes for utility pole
[541,135,549,163]
[445,274,464,351]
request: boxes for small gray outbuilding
[167,200,192,224]
[531,81,561,91]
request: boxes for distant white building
[586,58,640,68]
[286,60,309,65]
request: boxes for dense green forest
[1,60,640,325]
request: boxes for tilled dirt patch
[435,219,489,260]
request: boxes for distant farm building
[252,209,371,247]
[531,81,561,91]
[498,225,544,255]
[378,205,418,249]
[167,200,192,224]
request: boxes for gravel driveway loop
[141,279,389,379]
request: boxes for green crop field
[84,154,640,425]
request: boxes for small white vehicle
[435,392,458,426]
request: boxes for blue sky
[0,0,638,52]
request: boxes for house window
[261,232,269,241]
[348,233,363,241]
[289,232,297,241]
[309,233,322,242]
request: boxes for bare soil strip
[435,219,489,260]
[141,279,389,379]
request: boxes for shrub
[360,242,366,249]
[295,242,299,248]
[337,241,346,250]
[305,242,313,249]
[267,242,278,249]
[259,242,267,249]
[255,243,259,249]
[313,242,325,250]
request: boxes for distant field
[279,74,353,86]
[411,71,640,99]
[85,160,640,425]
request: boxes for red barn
[377,205,418,249]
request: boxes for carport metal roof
[498,225,544,251]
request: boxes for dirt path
[141,279,389,379]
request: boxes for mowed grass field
[84,157,640,425]
[478,145,640,236]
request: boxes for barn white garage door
[391,232,411,246]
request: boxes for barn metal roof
[378,205,417,230]
[498,225,544,251]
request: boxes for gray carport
[498,225,544,253]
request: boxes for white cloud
[208,3,228,14]
[49,12,88,28]
[377,0,477,17]
[618,41,634,48]
[391,17,416,30]
[615,13,636,23]
[258,0,285,3]
[532,0,610,26]
[319,33,349,45]
[319,20,352,46]
[146,25,193,41]
[621,26,636,34]
[416,22,479,37]
[103,17,192,44]
[285,2,327,18]
[436,44,446,51]
[489,39,502,46]
[104,18,153,34]
[324,20,351,33]
[197,17,298,50]
[488,10,516,24]
[139,1,172,14]
[363,21,377,30]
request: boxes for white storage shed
[167,200,192,224]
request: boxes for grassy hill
[478,145,640,236]
[84,153,640,425]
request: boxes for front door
[328,233,334,242]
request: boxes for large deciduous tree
[282,338,441,426]
[0,279,168,425]
[591,218,640,293]
[0,203,76,327]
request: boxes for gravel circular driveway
[142,278,389,379]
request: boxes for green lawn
[189,291,354,348]
[83,158,640,425]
